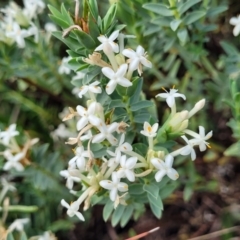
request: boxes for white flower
[117,155,137,182]
[106,150,118,166]
[0,124,19,145]
[27,23,39,42]
[185,126,212,151]
[1,178,16,192]
[60,168,81,189]
[38,231,56,240]
[5,23,29,48]
[44,23,57,33]
[180,135,196,160]
[76,102,101,131]
[102,64,132,95]
[51,123,72,140]
[3,150,24,172]
[140,122,159,138]
[78,81,102,98]
[156,88,186,108]
[92,120,118,145]
[95,30,119,53]
[115,134,133,161]
[122,45,152,75]
[151,155,179,182]
[58,56,72,75]
[23,0,46,20]
[68,146,91,170]
[8,218,29,232]
[99,172,128,201]
[230,15,240,36]
[61,199,85,221]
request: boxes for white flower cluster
[59,30,212,222]
[0,124,38,172]
[0,0,56,48]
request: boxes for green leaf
[220,41,238,56]
[143,183,159,199]
[130,100,153,111]
[102,4,117,32]
[129,184,144,195]
[103,199,114,222]
[159,183,178,199]
[109,99,125,109]
[88,0,99,20]
[147,192,163,210]
[127,78,143,100]
[207,6,228,17]
[111,204,125,227]
[133,143,148,157]
[143,3,174,16]
[73,30,96,50]
[177,28,188,44]
[7,233,14,240]
[60,4,74,25]
[20,232,28,240]
[120,205,134,227]
[148,192,163,219]
[178,0,201,15]
[183,183,193,201]
[49,15,70,29]
[183,11,206,25]
[52,31,80,51]
[133,112,150,123]
[49,219,75,232]
[170,19,182,31]
[48,5,62,19]
[224,141,240,157]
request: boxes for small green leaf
[224,141,240,157]
[143,3,173,16]
[177,28,188,44]
[147,192,163,210]
[111,204,125,227]
[183,184,193,201]
[170,19,182,31]
[120,205,134,227]
[109,99,125,109]
[48,5,62,19]
[7,233,14,240]
[103,199,114,222]
[52,31,80,51]
[129,184,144,195]
[133,112,150,123]
[127,78,143,101]
[207,6,228,17]
[49,219,75,232]
[73,30,96,50]
[220,41,238,56]
[49,15,70,29]
[183,11,206,25]
[130,100,153,111]
[133,143,148,157]
[178,0,201,15]
[20,232,28,240]
[60,4,74,25]
[102,4,117,32]
[143,183,159,199]
[88,0,99,20]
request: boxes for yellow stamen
[147,126,152,132]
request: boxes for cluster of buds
[59,29,212,221]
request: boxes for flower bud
[188,99,205,118]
